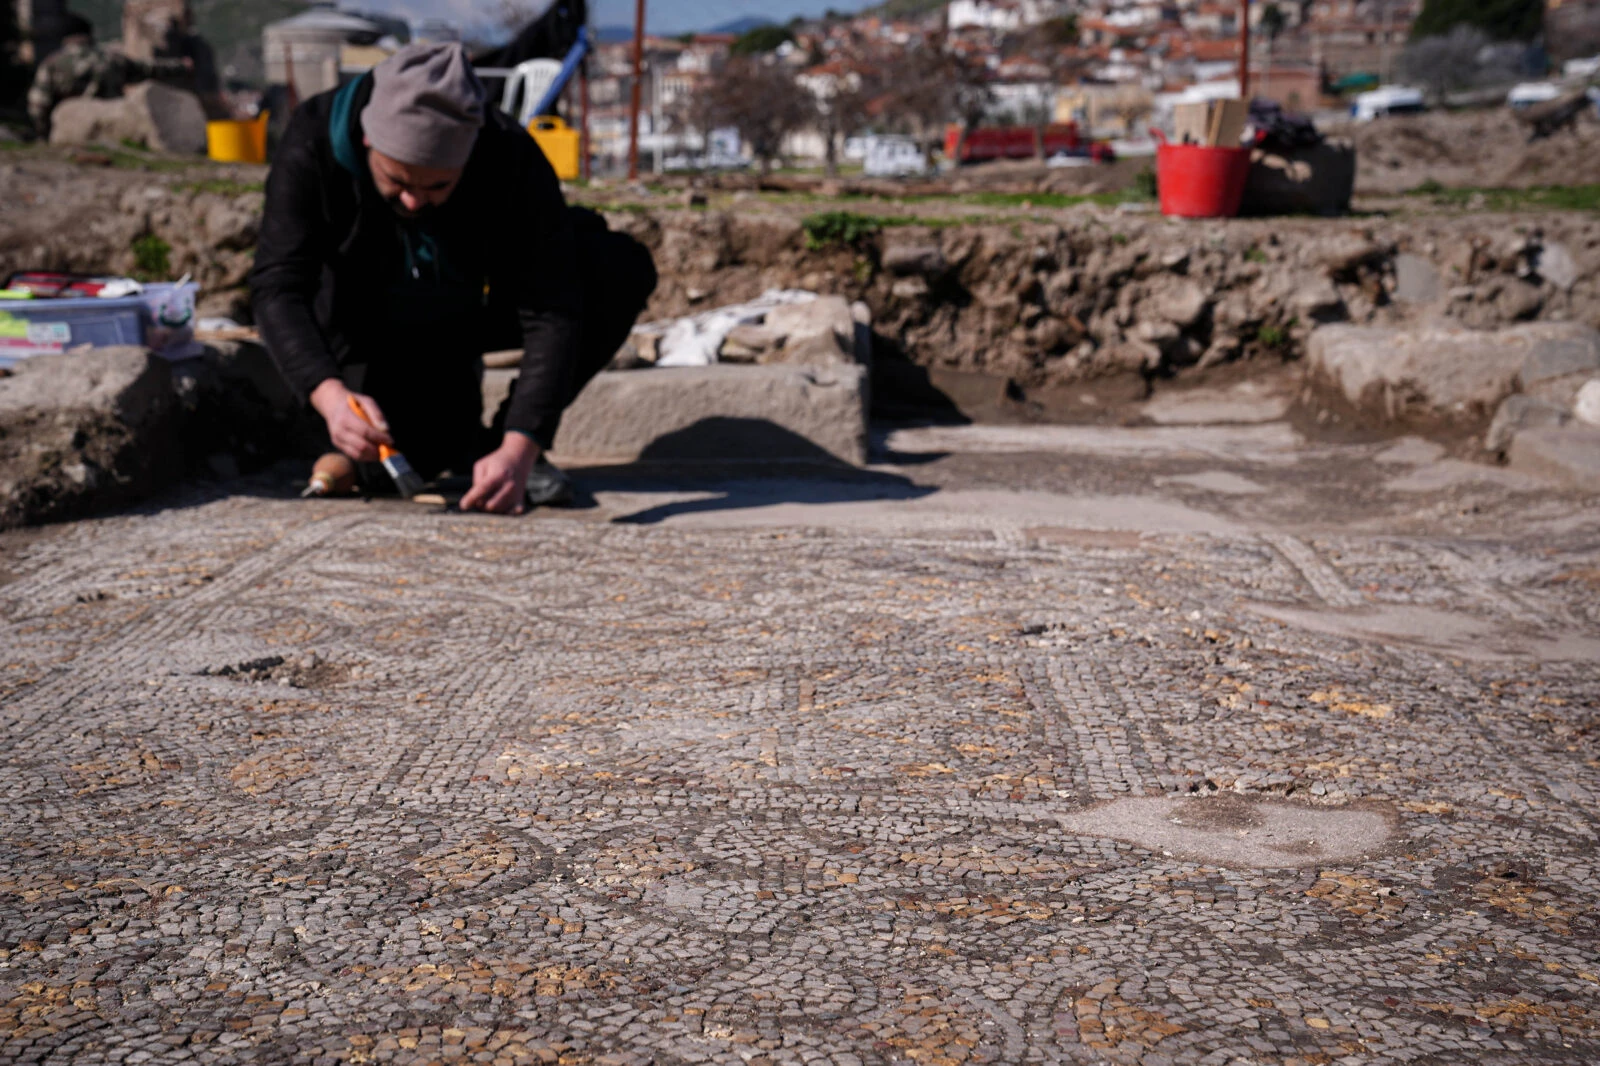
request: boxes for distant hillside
[711,17,776,34]
[870,0,948,17]
[73,0,311,84]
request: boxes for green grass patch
[1407,182,1600,212]
[800,209,985,249]
[176,178,265,197]
[131,234,172,280]
[1255,318,1298,349]
[803,210,886,250]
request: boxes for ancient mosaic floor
[2,427,1598,1066]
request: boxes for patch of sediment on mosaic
[641,879,811,936]
[228,747,316,794]
[1055,795,1395,867]
[1407,998,1600,1040]
[1074,979,1187,1054]
[578,836,699,889]
[196,651,356,689]
[1305,869,1410,924]
[358,959,621,999]
[340,1027,595,1065]
[408,832,520,893]
[893,841,1092,880]
[1468,862,1584,936]
[0,977,106,1042]
[841,987,993,1065]
[66,739,181,794]
[867,893,1071,925]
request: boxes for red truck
[943,123,1117,164]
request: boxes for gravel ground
[1,414,1597,1066]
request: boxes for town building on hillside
[948,0,1070,33]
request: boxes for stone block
[50,81,207,154]
[1392,254,1440,305]
[1308,322,1600,423]
[551,364,869,465]
[760,296,860,367]
[1507,425,1600,490]
[881,237,947,278]
[1576,378,1600,426]
[1535,241,1578,289]
[1517,332,1600,409]
[1484,395,1569,454]
[0,346,178,528]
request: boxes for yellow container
[528,116,581,180]
[206,113,269,165]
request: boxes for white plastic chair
[500,59,564,128]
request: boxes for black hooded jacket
[249,73,580,438]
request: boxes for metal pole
[1238,0,1250,101]
[653,66,663,174]
[580,59,592,181]
[628,0,646,181]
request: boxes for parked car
[863,135,930,177]
[663,152,749,172]
[1507,82,1563,110]
[1350,86,1426,122]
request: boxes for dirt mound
[1350,108,1600,194]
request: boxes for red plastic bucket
[1156,143,1252,219]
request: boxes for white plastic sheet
[642,289,819,368]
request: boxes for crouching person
[250,42,657,512]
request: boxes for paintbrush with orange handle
[346,394,425,498]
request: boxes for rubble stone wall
[610,209,1600,394]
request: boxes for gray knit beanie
[362,43,486,170]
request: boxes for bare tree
[811,66,885,177]
[1400,25,1488,102]
[879,46,992,162]
[699,57,814,174]
[1006,24,1090,160]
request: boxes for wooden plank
[1174,102,1211,145]
[1209,98,1249,147]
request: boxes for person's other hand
[460,433,541,516]
[310,379,392,463]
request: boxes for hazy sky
[349,0,880,36]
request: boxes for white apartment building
[947,0,1070,33]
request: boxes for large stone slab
[50,81,208,154]
[0,346,177,528]
[1519,333,1600,408]
[1308,322,1600,423]
[1508,424,1600,490]
[551,364,869,465]
[1484,394,1569,454]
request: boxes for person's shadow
[566,417,941,525]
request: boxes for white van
[863,135,930,178]
[1507,82,1563,110]
[1350,86,1427,122]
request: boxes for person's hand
[460,433,541,516]
[310,378,392,463]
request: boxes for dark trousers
[342,209,657,480]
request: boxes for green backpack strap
[329,74,369,177]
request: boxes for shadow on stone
[573,425,940,525]
[633,416,857,463]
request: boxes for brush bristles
[383,454,426,499]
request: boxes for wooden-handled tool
[346,394,425,498]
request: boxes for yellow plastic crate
[207,113,269,164]
[528,116,581,180]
